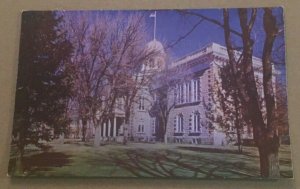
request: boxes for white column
[183,83,186,103]
[187,82,190,102]
[174,84,177,104]
[99,124,102,137]
[103,122,106,137]
[186,83,189,102]
[176,84,180,104]
[186,83,188,102]
[179,85,181,104]
[196,79,198,101]
[108,119,111,137]
[191,80,194,102]
[113,116,117,137]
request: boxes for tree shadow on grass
[177,146,292,178]
[9,152,73,176]
[177,146,250,155]
[107,149,260,178]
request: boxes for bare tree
[63,12,158,145]
[174,8,284,177]
[119,53,159,144]
[63,12,110,142]
[222,8,281,178]
[148,68,177,144]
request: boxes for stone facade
[129,87,156,142]
[70,41,274,146]
[128,42,273,146]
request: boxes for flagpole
[150,11,157,41]
[154,11,156,40]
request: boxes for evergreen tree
[11,11,73,162]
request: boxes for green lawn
[8,141,293,178]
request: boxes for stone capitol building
[69,38,272,146]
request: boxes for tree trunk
[123,116,130,145]
[236,128,242,153]
[15,157,23,175]
[235,109,242,153]
[15,146,25,175]
[258,8,280,178]
[223,8,280,178]
[59,133,65,144]
[258,142,280,178]
[82,119,87,142]
[162,119,168,144]
[76,120,80,139]
[164,134,168,144]
[121,120,129,145]
[94,126,100,147]
[14,131,25,175]
[234,90,242,153]
[237,9,281,178]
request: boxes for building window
[193,80,196,101]
[188,82,191,103]
[176,79,201,105]
[138,125,144,133]
[186,82,191,103]
[179,84,183,104]
[138,96,145,110]
[175,85,177,104]
[197,79,201,101]
[192,112,201,133]
[175,114,184,133]
[192,79,200,102]
[176,84,179,104]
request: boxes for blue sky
[62,8,285,63]
[146,9,227,60]
[143,8,284,62]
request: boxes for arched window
[174,114,184,133]
[192,111,201,133]
[138,96,145,110]
[174,85,178,104]
[138,125,144,133]
[191,79,201,102]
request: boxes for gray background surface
[0,0,299,188]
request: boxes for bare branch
[166,18,204,49]
[178,10,243,38]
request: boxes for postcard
[8,8,292,179]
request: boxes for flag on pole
[149,12,156,18]
[150,11,157,40]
